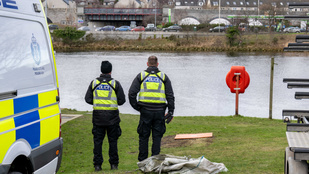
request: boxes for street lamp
[219,0,221,32]
[257,0,260,32]
[153,2,156,29]
[45,0,47,17]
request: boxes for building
[175,0,205,9]
[171,0,308,14]
[44,0,78,25]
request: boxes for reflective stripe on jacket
[92,79,118,110]
[138,71,166,104]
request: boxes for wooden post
[269,57,274,119]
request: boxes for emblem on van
[31,34,41,65]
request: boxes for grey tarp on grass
[137,154,228,174]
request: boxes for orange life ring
[226,66,250,93]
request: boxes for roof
[175,0,199,6]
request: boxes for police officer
[85,61,126,172]
[129,56,175,161]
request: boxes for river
[55,51,309,119]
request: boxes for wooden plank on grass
[174,133,213,140]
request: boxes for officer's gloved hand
[164,112,173,124]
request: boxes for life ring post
[235,73,240,116]
[226,66,250,116]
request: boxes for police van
[0,0,63,174]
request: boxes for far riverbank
[53,32,300,52]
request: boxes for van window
[0,16,53,94]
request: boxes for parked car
[283,27,292,33]
[131,26,145,32]
[283,27,301,33]
[97,25,115,31]
[115,26,131,31]
[163,25,182,32]
[95,27,103,31]
[78,26,91,31]
[145,24,156,31]
[291,27,301,33]
[209,26,226,32]
[48,24,59,30]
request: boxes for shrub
[272,37,278,45]
[53,27,85,45]
[156,24,163,30]
[167,35,177,41]
[226,26,240,47]
[85,33,95,42]
[163,22,175,28]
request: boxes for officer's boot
[111,164,118,170]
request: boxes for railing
[84,8,162,15]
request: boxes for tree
[226,26,240,47]
[260,0,285,32]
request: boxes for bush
[156,24,163,30]
[138,33,142,40]
[167,35,177,41]
[226,26,240,47]
[163,22,175,28]
[85,33,95,42]
[53,27,86,45]
[272,37,278,45]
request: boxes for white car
[78,26,91,31]
[283,27,301,33]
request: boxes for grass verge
[59,109,287,174]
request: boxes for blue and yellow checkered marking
[0,90,60,163]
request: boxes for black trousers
[92,123,121,166]
[137,108,166,161]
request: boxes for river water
[56,51,309,119]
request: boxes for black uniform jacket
[128,66,175,114]
[85,74,126,126]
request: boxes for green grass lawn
[59,110,287,174]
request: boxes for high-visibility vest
[138,71,166,104]
[92,79,118,110]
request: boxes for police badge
[31,33,41,65]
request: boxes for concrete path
[61,114,83,125]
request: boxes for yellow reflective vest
[138,71,166,104]
[92,79,118,110]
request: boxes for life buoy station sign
[226,66,250,115]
